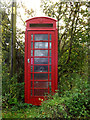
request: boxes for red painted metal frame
[25,17,58,105]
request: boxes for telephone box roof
[26,17,57,22]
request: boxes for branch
[59,5,73,46]
[16,41,24,53]
[66,2,79,64]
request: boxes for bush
[37,73,89,119]
[37,92,68,118]
[2,64,25,108]
[37,90,89,119]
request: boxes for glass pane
[31,89,32,96]
[49,73,51,80]
[49,82,51,87]
[49,66,51,72]
[49,58,51,64]
[49,42,51,49]
[35,34,48,41]
[31,66,33,72]
[31,34,33,40]
[50,34,51,41]
[34,73,48,80]
[31,58,33,64]
[34,65,48,72]
[34,58,48,64]
[34,42,48,48]
[34,50,48,56]
[31,81,32,88]
[49,50,51,56]
[31,50,33,56]
[34,81,48,88]
[31,73,32,80]
[31,42,33,48]
[34,89,48,96]
[49,82,51,92]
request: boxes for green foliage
[37,78,89,119]
[41,1,89,79]
[37,92,68,118]
[2,63,25,108]
[59,73,88,94]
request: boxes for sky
[17,0,43,17]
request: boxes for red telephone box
[25,17,58,105]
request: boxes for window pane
[31,81,32,88]
[31,73,32,80]
[34,65,48,72]
[50,34,51,41]
[34,81,48,88]
[31,34,33,40]
[49,82,51,92]
[49,50,51,56]
[49,66,51,72]
[34,73,48,80]
[34,42,48,48]
[49,42,51,49]
[34,50,48,56]
[49,58,51,64]
[49,73,51,80]
[31,58,33,64]
[34,89,48,96]
[31,89,32,96]
[31,50,33,56]
[31,65,33,72]
[31,42,33,48]
[35,34,48,41]
[34,58,48,64]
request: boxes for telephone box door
[27,31,57,105]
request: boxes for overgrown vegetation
[2,1,89,119]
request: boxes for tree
[41,1,89,92]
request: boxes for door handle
[27,59,30,63]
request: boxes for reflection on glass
[49,73,51,80]
[31,73,32,80]
[31,50,33,56]
[35,34,48,40]
[49,66,51,72]
[34,89,48,96]
[49,50,51,56]
[35,42,48,48]
[31,34,33,40]
[34,50,48,56]
[49,58,51,64]
[31,42,33,48]
[49,42,51,49]
[34,58,48,64]
[34,81,48,88]
[34,73,48,80]
[50,34,51,41]
[31,66,33,72]
[34,65,48,72]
